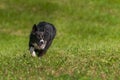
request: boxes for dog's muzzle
[39,39,46,49]
[39,39,44,45]
[33,40,47,50]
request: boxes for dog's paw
[31,51,36,57]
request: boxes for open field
[0,0,120,80]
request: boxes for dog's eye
[36,35,40,38]
[37,35,44,39]
[42,35,44,38]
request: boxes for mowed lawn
[0,0,120,80]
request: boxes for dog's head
[31,24,49,50]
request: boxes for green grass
[0,0,120,80]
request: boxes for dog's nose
[40,41,44,44]
[40,40,44,45]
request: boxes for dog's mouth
[32,41,47,50]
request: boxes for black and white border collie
[29,22,56,57]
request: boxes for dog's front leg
[30,47,36,57]
[37,50,46,57]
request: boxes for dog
[29,21,56,57]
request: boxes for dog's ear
[32,24,37,32]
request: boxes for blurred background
[0,0,120,79]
